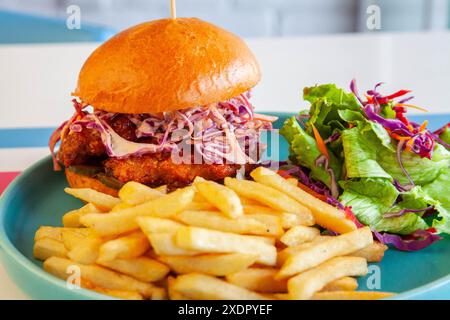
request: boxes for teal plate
[0,112,449,300]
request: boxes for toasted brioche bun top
[73,18,261,114]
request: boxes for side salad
[280,80,450,251]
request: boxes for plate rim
[0,155,115,300]
[1,111,449,300]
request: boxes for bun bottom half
[65,169,118,197]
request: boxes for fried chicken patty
[104,153,240,188]
[58,115,136,167]
[58,116,241,188]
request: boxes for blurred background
[0,0,449,42]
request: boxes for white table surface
[1,31,450,299]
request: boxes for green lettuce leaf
[337,108,394,150]
[439,126,450,145]
[339,178,428,235]
[280,116,342,187]
[380,103,397,119]
[304,84,361,108]
[340,171,450,235]
[340,124,450,184]
[303,84,361,138]
[377,144,450,185]
[281,82,450,237]
[341,127,391,179]
[423,169,450,234]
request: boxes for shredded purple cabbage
[296,114,310,127]
[432,134,450,149]
[349,79,365,105]
[383,206,434,218]
[326,196,344,210]
[280,164,332,197]
[433,122,449,135]
[352,80,435,160]
[396,140,415,190]
[260,160,288,170]
[373,229,442,251]
[431,123,450,149]
[315,154,339,199]
[324,132,340,144]
[363,104,412,135]
[392,179,410,192]
[397,96,415,104]
[67,93,277,164]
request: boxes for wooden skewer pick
[170,0,177,19]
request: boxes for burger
[49,18,277,196]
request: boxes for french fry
[159,253,258,276]
[321,277,358,292]
[148,233,201,256]
[34,227,95,249]
[118,181,164,205]
[167,276,189,300]
[185,202,217,211]
[174,210,278,236]
[62,230,90,250]
[243,205,315,227]
[64,187,121,210]
[155,185,167,194]
[192,176,206,183]
[224,178,310,215]
[62,203,103,227]
[242,204,276,215]
[239,197,263,206]
[279,212,309,229]
[244,213,284,237]
[273,293,290,300]
[286,178,298,186]
[276,248,292,267]
[277,227,373,279]
[38,172,391,300]
[110,202,133,212]
[277,236,331,266]
[35,226,93,242]
[80,186,195,236]
[137,216,184,234]
[194,180,243,218]
[247,235,276,246]
[34,238,68,260]
[175,227,277,266]
[35,226,65,242]
[97,257,170,282]
[44,257,158,298]
[67,237,103,264]
[93,287,144,300]
[151,287,168,300]
[351,242,388,262]
[277,288,379,300]
[81,278,143,300]
[173,273,269,300]
[288,257,368,300]
[279,226,320,247]
[192,190,207,202]
[312,291,394,300]
[98,231,150,261]
[226,268,288,293]
[250,167,356,234]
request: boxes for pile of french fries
[34,166,393,300]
